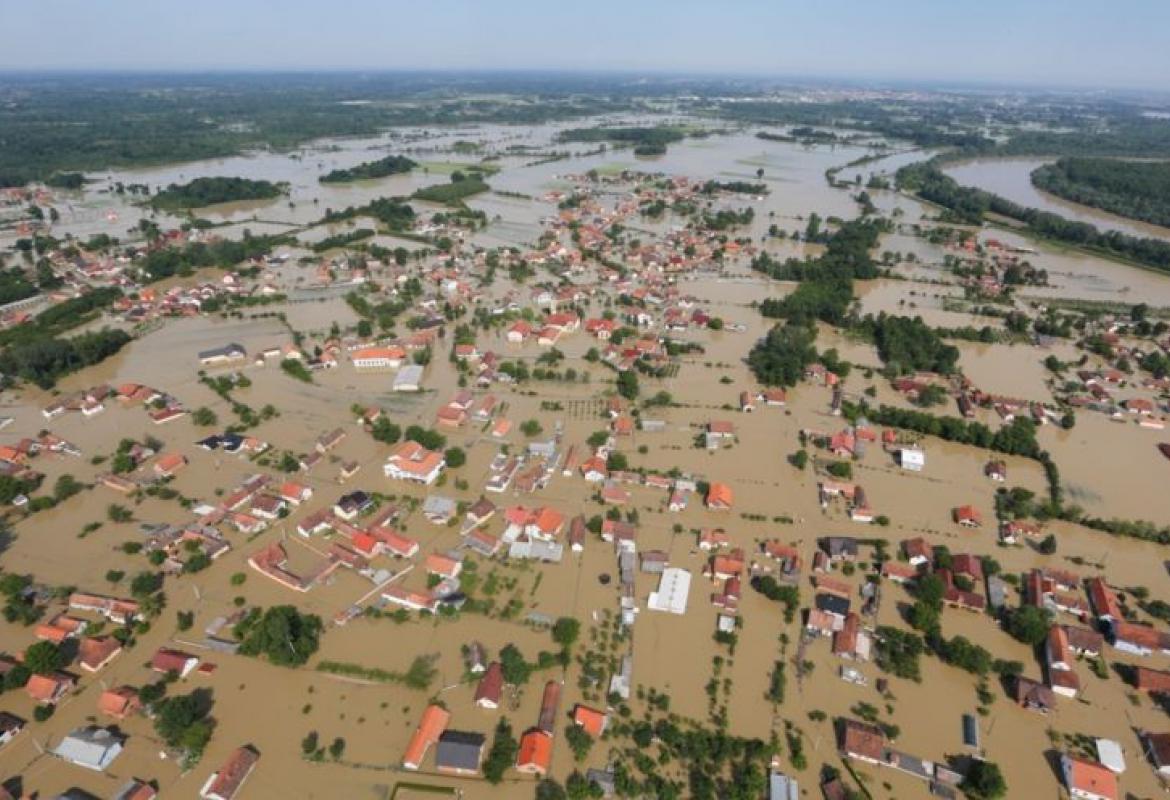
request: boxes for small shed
[961,714,979,749]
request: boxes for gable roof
[403,704,450,769]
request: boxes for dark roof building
[815,592,851,618]
[435,730,486,775]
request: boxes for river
[944,156,1170,242]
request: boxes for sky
[2,0,1169,90]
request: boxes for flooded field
[2,114,1170,800]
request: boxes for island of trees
[150,177,285,210]
[319,154,417,183]
[558,126,686,156]
[1032,157,1170,229]
[413,171,490,205]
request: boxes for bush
[444,447,467,468]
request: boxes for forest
[150,177,284,210]
[0,328,131,389]
[557,126,687,155]
[319,154,417,183]
[1031,157,1170,228]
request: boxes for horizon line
[0,66,1166,98]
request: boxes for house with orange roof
[425,553,462,580]
[1061,753,1118,800]
[384,440,446,485]
[1111,621,1170,656]
[436,403,468,428]
[1133,666,1170,694]
[1086,578,1122,622]
[506,320,533,343]
[580,456,608,483]
[707,549,746,581]
[152,452,188,479]
[382,585,438,613]
[151,647,200,678]
[402,704,451,770]
[200,745,260,800]
[515,730,553,776]
[78,637,122,672]
[97,686,140,720]
[351,346,407,370]
[953,505,982,527]
[544,311,579,332]
[373,528,419,558]
[572,705,607,737]
[706,482,733,510]
[699,528,730,551]
[26,672,75,704]
[34,622,73,645]
[600,484,630,505]
[68,593,139,624]
[881,561,919,584]
[759,388,787,406]
[278,482,313,506]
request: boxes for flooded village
[1,97,1170,800]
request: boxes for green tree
[565,724,593,762]
[154,688,215,763]
[236,605,322,667]
[748,323,817,387]
[24,640,66,675]
[616,371,639,401]
[1002,605,1052,646]
[536,779,567,800]
[301,730,319,756]
[499,643,532,685]
[191,407,218,426]
[444,447,467,468]
[962,759,1007,800]
[552,617,581,649]
[484,718,519,784]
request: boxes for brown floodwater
[4,120,1170,799]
